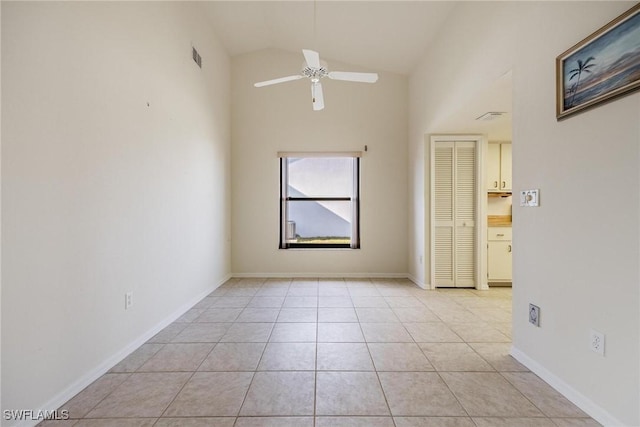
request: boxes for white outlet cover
[125,292,133,310]
[520,189,539,207]
[590,329,605,356]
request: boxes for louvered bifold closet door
[434,143,455,286]
[454,142,476,287]
[433,141,476,288]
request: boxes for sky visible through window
[286,157,355,245]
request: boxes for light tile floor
[42,278,601,427]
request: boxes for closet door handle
[502,181,506,189]
[493,181,498,188]
[508,245,512,253]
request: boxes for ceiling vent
[476,112,506,121]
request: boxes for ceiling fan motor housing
[302,66,328,83]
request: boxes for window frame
[279,153,361,250]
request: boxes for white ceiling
[434,71,513,141]
[202,1,457,75]
[203,1,512,140]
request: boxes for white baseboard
[232,272,410,279]
[13,274,231,427]
[407,273,429,289]
[232,272,435,290]
[510,346,627,427]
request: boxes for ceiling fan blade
[328,71,379,83]
[302,49,321,69]
[312,82,324,111]
[254,75,304,87]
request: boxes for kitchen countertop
[488,215,512,227]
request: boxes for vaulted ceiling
[203,1,512,140]
[202,1,457,75]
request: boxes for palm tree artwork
[567,56,596,108]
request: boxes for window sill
[279,247,360,251]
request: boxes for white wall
[231,49,408,277]
[408,1,517,288]
[1,1,231,421]
[0,1,3,413]
[487,196,512,216]
[410,2,639,425]
[511,3,639,425]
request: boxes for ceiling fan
[254,49,379,111]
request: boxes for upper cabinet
[487,142,512,192]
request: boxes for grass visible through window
[295,236,350,244]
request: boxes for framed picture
[556,3,640,120]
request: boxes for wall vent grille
[475,112,506,121]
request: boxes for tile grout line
[313,277,321,427]
[233,278,292,422]
[497,369,558,422]
[157,278,266,424]
[434,362,473,421]
[228,278,268,425]
[360,279,399,425]
[68,371,135,422]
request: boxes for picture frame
[556,3,640,120]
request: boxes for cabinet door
[500,144,512,191]
[487,143,501,191]
[488,241,512,281]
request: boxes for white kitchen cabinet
[487,227,512,282]
[487,143,512,192]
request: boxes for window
[279,153,360,249]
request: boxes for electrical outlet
[529,303,540,327]
[590,329,605,356]
[125,292,133,310]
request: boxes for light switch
[520,189,539,207]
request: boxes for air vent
[192,46,202,68]
[476,112,506,121]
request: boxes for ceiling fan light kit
[254,49,379,111]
